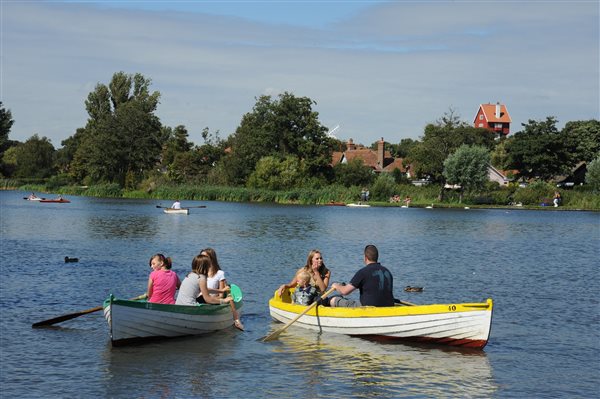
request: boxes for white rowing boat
[346,203,371,208]
[268,289,493,349]
[163,208,189,214]
[103,295,242,346]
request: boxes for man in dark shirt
[330,245,394,307]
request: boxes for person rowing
[328,244,394,308]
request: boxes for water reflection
[268,329,497,398]
[234,215,319,240]
[86,216,155,239]
[102,331,244,398]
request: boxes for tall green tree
[586,156,600,191]
[11,134,56,178]
[160,125,194,167]
[561,120,600,163]
[408,109,496,200]
[332,158,374,188]
[443,145,490,203]
[70,72,162,186]
[0,102,15,176]
[506,117,572,181]
[0,102,14,154]
[222,92,333,185]
[247,155,303,190]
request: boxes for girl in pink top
[147,254,181,304]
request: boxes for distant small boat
[325,201,346,206]
[347,203,371,208]
[40,198,70,203]
[25,197,45,201]
[164,208,189,215]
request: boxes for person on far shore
[147,253,181,304]
[171,199,181,209]
[553,191,561,207]
[328,245,394,308]
[278,249,331,297]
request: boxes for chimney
[377,137,385,169]
[347,138,356,151]
[495,102,501,119]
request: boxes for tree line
[1,71,599,198]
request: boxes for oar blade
[262,329,284,342]
[230,284,243,302]
[261,287,336,342]
[32,306,103,328]
[31,294,146,328]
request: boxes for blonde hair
[296,270,311,285]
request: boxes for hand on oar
[262,287,336,342]
[32,294,146,328]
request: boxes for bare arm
[199,278,232,305]
[278,268,302,296]
[147,277,154,300]
[332,282,355,296]
[312,269,331,292]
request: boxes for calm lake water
[1,190,599,398]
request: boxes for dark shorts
[334,297,360,307]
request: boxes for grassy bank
[5,180,599,211]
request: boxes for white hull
[346,203,371,208]
[268,293,492,349]
[104,297,240,345]
[163,208,189,214]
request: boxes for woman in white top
[201,248,228,298]
[176,255,232,306]
[200,247,244,330]
[171,200,181,209]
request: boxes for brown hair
[200,248,220,272]
[192,254,212,276]
[364,245,378,263]
[149,253,172,269]
[304,249,329,276]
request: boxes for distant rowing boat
[163,208,189,214]
[346,203,371,208]
[39,198,70,203]
[325,201,346,206]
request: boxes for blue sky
[2,0,599,147]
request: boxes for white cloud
[2,1,598,147]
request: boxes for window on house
[495,123,503,129]
[478,123,484,127]
[479,115,484,120]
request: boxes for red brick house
[331,138,409,175]
[474,102,511,136]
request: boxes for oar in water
[229,284,244,331]
[32,294,146,328]
[155,205,206,209]
[262,287,336,342]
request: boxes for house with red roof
[474,102,511,136]
[331,138,409,176]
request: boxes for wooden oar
[32,294,146,328]
[394,298,416,306]
[262,287,336,342]
[155,205,206,209]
